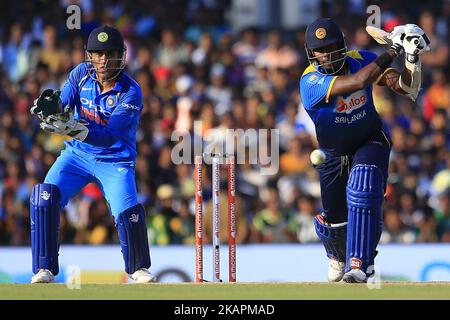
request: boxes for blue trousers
[44,147,138,220]
[316,130,391,223]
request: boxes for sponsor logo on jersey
[122,103,140,111]
[335,91,367,114]
[79,97,111,126]
[335,110,367,124]
[308,75,318,83]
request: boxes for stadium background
[0,0,448,283]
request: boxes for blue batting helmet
[305,18,347,75]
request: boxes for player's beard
[323,59,346,75]
[307,44,347,75]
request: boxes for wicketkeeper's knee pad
[314,215,347,262]
[30,183,61,275]
[117,204,151,274]
[346,165,384,274]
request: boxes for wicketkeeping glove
[30,89,65,121]
[40,112,89,141]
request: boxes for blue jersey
[59,63,143,162]
[300,50,385,156]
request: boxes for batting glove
[402,24,431,63]
[388,25,406,56]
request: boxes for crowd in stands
[0,0,448,246]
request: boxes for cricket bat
[366,25,431,51]
[365,25,393,45]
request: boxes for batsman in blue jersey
[300,19,429,282]
[29,26,153,283]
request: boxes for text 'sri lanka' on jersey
[300,50,390,156]
[58,63,143,162]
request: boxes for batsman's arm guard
[399,59,422,102]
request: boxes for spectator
[169,198,195,245]
[39,25,62,75]
[288,195,320,243]
[381,207,416,243]
[255,29,298,71]
[422,69,450,121]
[276,101,306,151]
[147,184,178,245]
[280,137,309,176]
[419,11,449,70]
[435,188,450,241]
[251,189,296,243]
[191,33,216,66]
[155,28,190,70]
[2,23,31,83]
[206,63,232,116]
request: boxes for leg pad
[346,165,384,274]
[314,215,347,262]
[30,183,61,275]
[117,204,151,274]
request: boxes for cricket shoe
[342,269,367,283]
[328,259,345,282]
[129,268,155,283]
[31,269,55,284]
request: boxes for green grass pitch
[1,282,450,300]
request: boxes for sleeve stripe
[78,75,88,87]
[375,68,394,85]
[347,50,364,60]
[302,64,316,77]
[380,130,391,148]
[325,76,338,103]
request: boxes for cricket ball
[310,149,326,166]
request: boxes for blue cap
[86,25,125,51]
[305,18,344,50]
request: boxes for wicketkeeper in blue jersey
[29,26,154,283]
[300,19,430,283]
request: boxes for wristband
[374,52,394,71]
